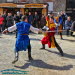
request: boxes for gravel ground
[0,33,75,75]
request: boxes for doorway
[3,8,20,16]
[25,8,43,20]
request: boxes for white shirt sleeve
[30,26,39,34]
[8,24,17,32]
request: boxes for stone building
[0,0,67,12]
[0,0,74,18]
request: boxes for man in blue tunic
[3,16,41,64]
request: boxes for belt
[21,34,29,35]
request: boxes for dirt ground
[0,33,75,75]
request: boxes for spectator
[20,11,23,19]
[28,12,33,24]
[60,11,67,30]
[6,13,14,28]
[2,12,7,29]
[14,13,20,23]
[0,13,4,33]
[54,16,63,39]
[40,14,46,28]
[65,16,72,36]
[71,21,75,31]
[14,14,17,24]
[14,13,21,38]
[33,12,39,28]
[70,21,75,36]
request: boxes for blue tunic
[15,21,31,52]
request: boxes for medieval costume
[41,17,63,56]
[3,16,40,64]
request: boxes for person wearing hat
[3,16,41,64]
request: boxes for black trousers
[42,37,63,55]
[66,29,70,36]
[66,29,73,36]
[15,40,31,58]
[27,40,31,58]
[54,38,63,54]
[0,24,5,32]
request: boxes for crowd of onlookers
[0,11,75,36]
[0,11,45,33]
[45,11,75,37]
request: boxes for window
[66,0,75,8]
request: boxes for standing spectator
[60,11,67,30]
[0,14,4,33]
[33,12,39,28]
[6,13,14,28]
[13,14,17,24]
[20,11,23,19]
[40,14,46,28]
[65,16,72,36]
[14,13,20,23]
[25,12,28,16]
[14,13,21,38]
[54,16,63,39]
[28,12,33,24]
[2,12,7,29]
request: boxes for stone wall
[53,0,66,12]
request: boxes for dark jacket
[40,17,46,28]
[2,14,7,23]
[14,16,20,23]
[6,16,14,27]
[34,15,39,22]
[71,21,75,31]
[28,15,33,24]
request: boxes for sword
[42,30,66,33]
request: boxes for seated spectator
[65,16,72,36]
[70,21,75,36]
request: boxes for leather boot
[12,52,19,64]
[28,52,33,60]
[40,44,45,49]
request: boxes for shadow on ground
[45,49,75,59]
[14,59,73,70]
[62,38,75,42]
